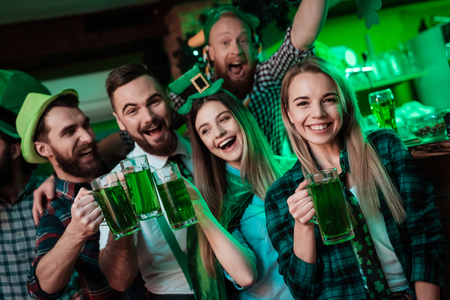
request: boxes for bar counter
[407,136,450,299]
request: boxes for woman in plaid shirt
[265,56,446,300]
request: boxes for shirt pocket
[239,206,268,240]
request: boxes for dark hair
[34,94,79,143]
[0,130,37,174]
[105,63,163,110]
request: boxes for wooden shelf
[353,71,427,92]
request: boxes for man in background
[171,0,328,155]
[0,70,80,300]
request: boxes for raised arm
[35,188,103,294]
[185,179,258,287]
[291,0,328,51]
[99,230,139,291]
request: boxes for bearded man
[17,90,124,299]
[171,0,328,155]
[98,63,205,300]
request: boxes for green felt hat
[16,89,79,164]
[169,65,224,115]
[203,5,259,45]
[0,70,50,139]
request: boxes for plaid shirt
[0,174,79,300]
[170,27,311,155]
[27,175,122,300]
[265,129,447,300]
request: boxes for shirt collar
[54,174,91,202]
[131,131,192,171]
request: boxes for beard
[214,63,257,100]
[51,141,104,179]
[0,144,13,189]
[129,115,177,157]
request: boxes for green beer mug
[121,155,163,220]
[91,172,140,240]
[152,164,198,231]
[368,88,398,132]
[306,168,354,245]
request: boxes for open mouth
[307,123,331,131]
[76,146,94,161]
[228,62,244,76]
[143,123,163,137]
[218,137,237,150]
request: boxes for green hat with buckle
[16,89,79,164]
[169,65,226,115]
[0,70,50,139]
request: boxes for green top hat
[0,70,50,139]
[169,65,226,115]
[203,5,259,45]
[16,89,79,164]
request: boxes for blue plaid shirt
[0,174,79,300]
[265,129,446,299]
[27,175,122,300]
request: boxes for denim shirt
[224,164,294,300]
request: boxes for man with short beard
[0,70,81,300]
[170,0,328,155]
[17,90,123,300]
[99,64,218,300]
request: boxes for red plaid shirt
[27,175,122,300]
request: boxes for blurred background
[1,0,449,138]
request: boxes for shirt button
[21,254,28,261]
[17,231,23,238]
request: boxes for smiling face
[112,75,176,156]
[208,16,257,99]
[286,72,343,149]
[195,100,244,169]
[38,106,103,180]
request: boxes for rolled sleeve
[27,214,67,299]
[264,26,312,87]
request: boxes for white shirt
[99,132,194,295]
[350,186,409,292]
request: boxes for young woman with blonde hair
[265,56,446,300]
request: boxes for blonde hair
[280,56,406,224]
[187,91,280,276]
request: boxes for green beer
[125,169,162,220]
[93,185,139,239]
[156,178,197,230]
[370,98,397,132]
[368,88,397,132]
[307,169,354,245]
